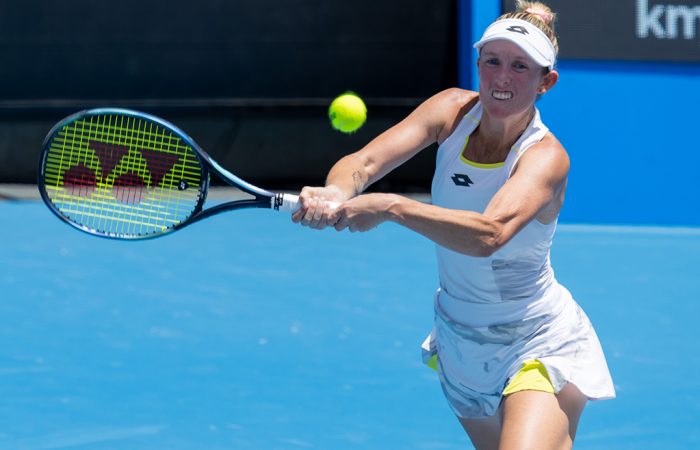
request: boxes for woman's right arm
[293,88,478,228]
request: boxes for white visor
[473,18,556,69]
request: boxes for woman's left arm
[330,136,570,257]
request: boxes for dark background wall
[4,0,699,225]
[0,0,457,190]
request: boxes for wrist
[322,184,352,202]
[384,194,404,223]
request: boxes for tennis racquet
[38,108,323,240]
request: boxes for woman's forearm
[325,153,373,200]
[385,195,503,257]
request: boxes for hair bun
[525,7,554,25]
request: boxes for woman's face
[477,40,554,120]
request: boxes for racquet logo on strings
[62,139,183,205]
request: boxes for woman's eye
[486,58,499,66]
[514,62,528,71]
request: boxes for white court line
[558,223,700,236]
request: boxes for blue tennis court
[1,198,698,449]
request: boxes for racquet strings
[42,113,205,237]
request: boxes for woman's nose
[494,66,511,85]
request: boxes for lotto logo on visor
[506,25,529,35]
[474,18,556,69]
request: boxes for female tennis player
[293,2,615,449]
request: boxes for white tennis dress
[422,101,615,419]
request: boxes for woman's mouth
[492,91,513,100]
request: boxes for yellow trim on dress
[426,354,439,371]
[424,356,554,395]
[502,359,555,395]
[460,136,505,169]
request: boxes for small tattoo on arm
[352,171,363,195]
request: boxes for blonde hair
[498,1,558,56]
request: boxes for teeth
[492,91,513,100]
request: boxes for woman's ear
[539,69,559,94]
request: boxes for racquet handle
[274,193,340,213]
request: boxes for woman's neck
[469,107,535,162]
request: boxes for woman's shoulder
[517,131,570,177]
[430,88,479,110]
[426,88,480,143]
[533,132,567,158]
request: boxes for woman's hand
[332,193,398,232]
[291,185,347,229]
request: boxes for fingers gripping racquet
[38,108,309,240]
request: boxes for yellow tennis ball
[328,92,367,134]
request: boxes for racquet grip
[274,193,340,213]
